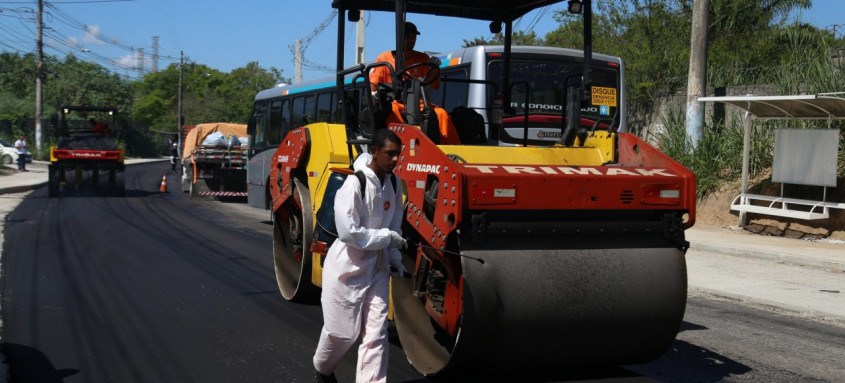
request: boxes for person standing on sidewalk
[14,135,28,172]
[312,128,407,383]
[170,142,180,172]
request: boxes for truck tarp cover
[182,122,247,160]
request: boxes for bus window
[268,99,283,145]
[292,97,305,127]
[441,68,469,113]
[304,95,316,125]
[488,58,621,145]
[329,92,340,123]
[489,59,620,127]
[316,92,332,122]
[253,100,269,148]
[281,99,291,134]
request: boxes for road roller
[264,0,696,377]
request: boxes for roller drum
[394,235,687,376]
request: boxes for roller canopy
[331,0,562,22]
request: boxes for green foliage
[0,52,36,97]
[0,53,36,123]
[132,61,283,133]
[462,31,544,47]
[540,0,821,130]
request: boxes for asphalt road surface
[1,162,842,382]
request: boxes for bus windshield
[488,57,622,144]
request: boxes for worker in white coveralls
[313,128,407,383]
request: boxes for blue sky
[0,0,841,83]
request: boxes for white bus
[246,44,625,209]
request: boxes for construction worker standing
[312,129,406,383]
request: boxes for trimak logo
[463,165,677,177]
[406,163,441,174]
[70,152,104,158]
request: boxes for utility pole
[177,50,183,155]
[355,14,365,65]
[137,48,145,74]
[35,0,44,158]
[685,0,709,149]
[152,36,160,72]
[292,10,337,83]
[294,39,302,83]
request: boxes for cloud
[82,25,105,46]
[115,53,137,69]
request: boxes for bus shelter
[698,94,845,226]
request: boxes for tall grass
[650,104,763,199]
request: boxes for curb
[690,242,845,273]
[689,287,845,326]
[0,182,48,195]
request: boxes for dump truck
[180,122,249,198]
[265,0,696,377]
[48,106,124,197]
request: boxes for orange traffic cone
[159,173,168,193]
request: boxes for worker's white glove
[429,56,442,67]
[389,249,408,278]
[388,231,407,249]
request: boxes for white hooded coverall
[313,153,404,383]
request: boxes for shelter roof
[331,0,562,22]
[698,94,845,120]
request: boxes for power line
[524,5,550,35]
[290,10,337,82]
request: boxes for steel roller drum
[393,234,687,376]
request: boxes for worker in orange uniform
[89,118,109,136]
[369,22,461,145]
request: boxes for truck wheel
[272,178,318,302]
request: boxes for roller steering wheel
[396,61,441,87]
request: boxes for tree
[218,62,284,122]
[462,30,544,48]
[0,53,35,124]
[45,54,133,116]
[133,61,283,132]
[537,0,819,133]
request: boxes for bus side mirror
[247,116,256,135]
